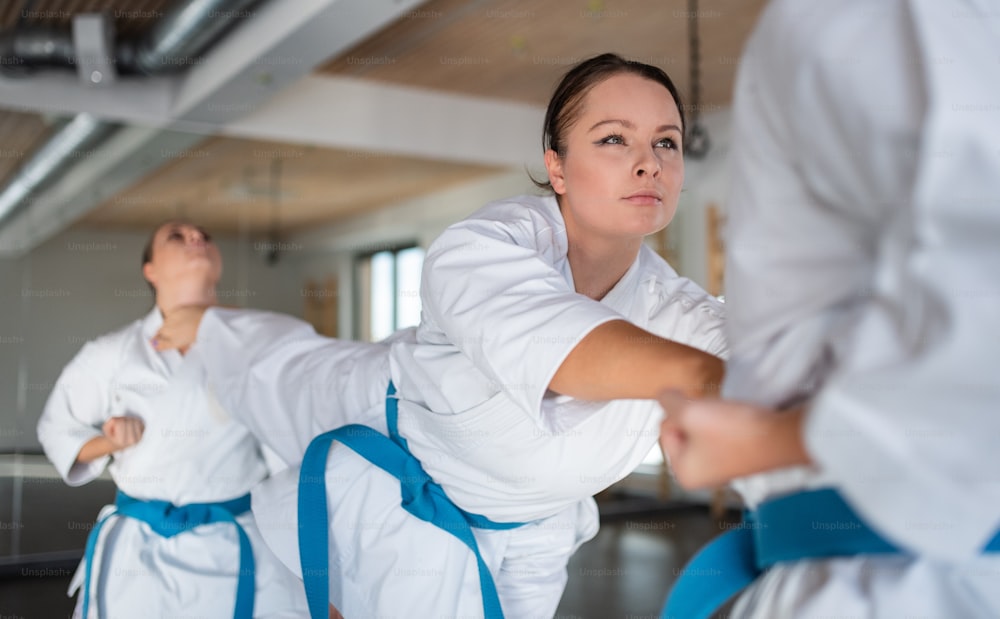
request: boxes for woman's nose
[634,147,662,178]
[186,228,206,245]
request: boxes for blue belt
[81,490,254,619]
[298,381,524,619]
[662,487,1000,619]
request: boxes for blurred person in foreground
[659,1,1000,617]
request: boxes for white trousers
[252,439,599,619]
[69,509,307,619]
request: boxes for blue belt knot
[81,490,255,619]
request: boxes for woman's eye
[656,137,678,150]
[599,134,625,145]
[168,232,183,241]
[199,229,212,242]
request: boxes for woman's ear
[544,149,567,195]
[142,262,156,289]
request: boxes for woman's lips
[623,192,663,205]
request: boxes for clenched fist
[102,416,145,451]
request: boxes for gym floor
[0,456,736,619]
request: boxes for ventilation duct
[0,0,262,224]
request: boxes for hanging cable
[685,0,711,159]
[266,156,282,266]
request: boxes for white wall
[0,225,305,452]
[669,108,733,288]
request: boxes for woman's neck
[155,279,218,315]
[567,236,642,301]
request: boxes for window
[355,245,424,341]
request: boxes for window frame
[352,242,423,341]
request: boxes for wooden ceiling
[0,0,768,235]
[0,110,55,187]
[321,0,766,107]
[0,0,174,36]
[79,135,503,233]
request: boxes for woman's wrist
[76,435,115,464]
[755,406,812,473]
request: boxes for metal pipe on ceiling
[0,0,262,225]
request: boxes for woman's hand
[77,416,146,463]
[102,416,145,451]
[154,305,209,353]
[658,392,812,489]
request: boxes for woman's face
[545,73,684,245]
[142,221,222,292]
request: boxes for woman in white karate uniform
[37,221,309,618]
[160,54,726,619]
[659,1,1000,617]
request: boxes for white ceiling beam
[222,74,546,168]
[174,0,428,125]
[0,73,178,126]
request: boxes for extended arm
[551,320,723,400]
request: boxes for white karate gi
[36,308,308,619]
[203,194,726,618]
[722,0,1000,616]
[193,307,395,467]
[393,195,727,524]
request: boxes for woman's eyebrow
[588,119,682,134]
[589,118,633,132]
